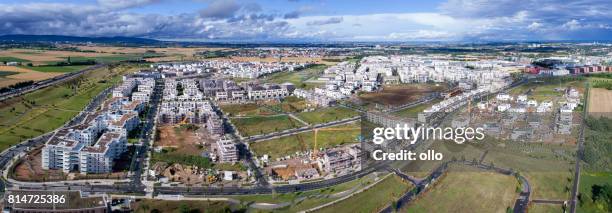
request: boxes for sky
[1,0,611,42]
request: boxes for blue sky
[1,0,611,41]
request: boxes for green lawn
[0,56,30,63]
[0,65,137,151]
[20,65,91,73]
[316,175,412,213]
[405,166,519,213]
[295,107,359,125]
[231,115,304,136]
[250,123,360,160]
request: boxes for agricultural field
[231,115,304,137]
[295,107,359,125]
[405,166,519,213]
[316,175,412,213]
[249,122,360,160]
[357,83,447,108]
[588,88,612,116]
[0,65,63,88]
[261,64,329,89]
[0,64,139,151]
[20,65,91,73]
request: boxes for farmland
[588,88,612,117]
[0,65,63,88]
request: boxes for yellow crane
[311,126,360,160]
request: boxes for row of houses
[42,76,154,174]
[199,79,294,102]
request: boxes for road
[2,76,530,200]
[569,82,589,213]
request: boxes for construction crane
[311,126,360,160]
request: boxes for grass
[392,101,437,118]
[0,64,139,151]
[224,173,379,212]
[529,203,564,213]
[262,64,328,89]
[250,122,360,160]
[133,199,233,213]
[577,172,612,213]
[231,115,304,136]
[0,71,19,78]
[220,103,276,116]
[295,107,359,125]
[316,175,412,213]
[20,65,91,73]
[481,146,573,200]
[405,166,519,213]
[0,56,30,62]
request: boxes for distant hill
[0,34,161,44]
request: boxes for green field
[316,175,412,213]
[63,54,160,63]
[20,65,91,73]
[577,172,612,213]
[405,167,519,213]
[392,101,437,118]
[295,107,359,125]
[0,71,19,78]
[220,103,277,116]
[231,115,304,136]
[250,122,360,160]
[0,56,30,63]
[133,199,234,213]
[262,64,328,89]
[0,65,138,151]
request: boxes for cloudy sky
[1,0,611,41]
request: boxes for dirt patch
[588,88,612,117]
[155,124,215,155]
[358,84,447,106]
